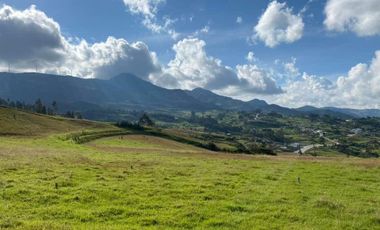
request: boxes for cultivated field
[0,108,379,229]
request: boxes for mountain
[324,107,380,118]
[295,106,353,119]
[186,88,300,115]
[0,72,379,119]
[296,106,380,118]
[0,72,214,112]
[186,88,250,111]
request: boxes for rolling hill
[0,106,111,136]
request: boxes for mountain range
[0,72,379,119]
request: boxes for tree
[65,111,74,118]
[41,105,47,114]
[34,99,44,114]
[52,101,58,114]
[138,113,154,127]
[74,112,83,119]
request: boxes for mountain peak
[247,98,268,107]
[111,73,141,81]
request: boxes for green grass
[0,107,379,229]
[0,134,379,229]
[0,107,112,136]
[311,146,346,157]
[91,137,158,148]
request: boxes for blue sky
[3,0,378,76]
[0,0,380,108]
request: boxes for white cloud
[122,0,164,18]
[269,51,380,109]
[235,64,283,94]
[283,57,300,78]
[151,38,282,95]
[0,5,66,68]
[0,5,161,79]
[122,0,179,39]
[191,25,210,37]
[63,37,161,79]
[151,38,239,90]
[246,52,256,63]
[254,1,304,47]
[324,0,380,36]
[236,16,243,24]
[335,51,380,106]
[270,72,335,108]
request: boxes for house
[289,142,300,149]
[349,128,363,136]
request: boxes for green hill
[0,106,111,136]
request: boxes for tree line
[0,97,82,119]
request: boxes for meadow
[0,108,379,229]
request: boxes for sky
[0,0,379,109]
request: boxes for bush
[115,121,144,130]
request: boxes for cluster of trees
[34,99,58,115]
[116,113,155,130]
[0,97,58,115]
[64,111,83,119]
[0,97,82,119]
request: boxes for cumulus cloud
[0,5,66,68]
[253,1,304,47]
[268,51,380,109]
[324,0,380,36]
[151,38,282,96]
[270,72,335,108]
[235,64,283,94]
[335,51,380,106]
[151,38,239,90]
[63,37,161,79]
[0,5,161,79]
[122,0,179,39]
[283,57,300,78]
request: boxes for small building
[350,128,363,135]
[289,142,300,149]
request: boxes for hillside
[1,72,380,119]
[0,106,111,136]
[0,72,214,112]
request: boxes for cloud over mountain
[0,5,161,79]
[151,38,282,95]
[268,50,380,109]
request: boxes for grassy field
[0,107,112,136]
[0,108,379,229]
